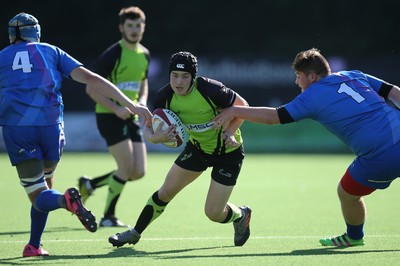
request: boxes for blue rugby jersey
[284,70,400,158]
[0,41,82,126]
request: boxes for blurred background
[1,0,400,153]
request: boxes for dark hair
[292,48,331,76]
[119,6,146,24]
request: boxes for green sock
[134,191,168,234]
[91,170,115,189]
[221,202,242,223]
[103,174,126,217]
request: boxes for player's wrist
[138,98,147,106]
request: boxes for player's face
[170,71,193,96]
[295,71,314,92]
[120,18,145,44]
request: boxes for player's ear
[309,72,318,82]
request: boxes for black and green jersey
[94,40,150,113]
[153,77,243,155]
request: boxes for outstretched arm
[221,94,248,147]
[213,105,281,129]
[85,88,133,120]
[223,94,248,132]
[138,79,149,106]
[388,85,400,109]
[70,66,152,126]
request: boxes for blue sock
[346,223,364,240]
[34,189,65,212]
[29,205,48,248]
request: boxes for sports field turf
[1,152,400,265]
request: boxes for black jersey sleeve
[276,106,295,124]
[378,82,395,100]
[94,42,121,79]
[196,77,236,108]
[152,84,174,112]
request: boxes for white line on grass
[2,235,400,244]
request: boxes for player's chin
[173,87,188,95]
[125,37,139,44]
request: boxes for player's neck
[121,39,138,50]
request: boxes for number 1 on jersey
[337,83,365,103]
[12,51,33,73]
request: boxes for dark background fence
[2,0,400,152]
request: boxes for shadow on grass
[0,246,228,265]
[144,246,400,260]
[1,246,400,264]
[158,247,400,260]
[0,226,92,236]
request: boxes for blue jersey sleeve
[365,74,384,93]
[284,90,315,121]
[56,46,83,78]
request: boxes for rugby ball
[152,108,188,148]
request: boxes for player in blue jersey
[0,12,152,257]
[78,6,150,228]
[212,48,400,247]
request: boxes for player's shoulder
[135,43,150,63]
[32,42,68,57]
[153,83,174,109]
[196,76,236,107]
[137,43,150,56]
[36,42,54,48]
[100,42,121,58]
[332,70,368,80]
[95,42,121,65]
[0,44,13,55]
[31,42,58,51]
[197,76,234,96]
[197,76,223,87]
[156,83,174,96]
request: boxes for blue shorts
[2,124,65,166]
[348,141,400,190]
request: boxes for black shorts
[175,141,245,186]
[96,113,143,146]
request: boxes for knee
[20,175,48,204]
[119,164,145,181]
[128,170,146,181]
[337,183,361,203]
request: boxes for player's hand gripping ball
[152,108,188,148]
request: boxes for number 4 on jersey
[12,51,33,73]
[337,83,365,103]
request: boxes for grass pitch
[1,152,400,265]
